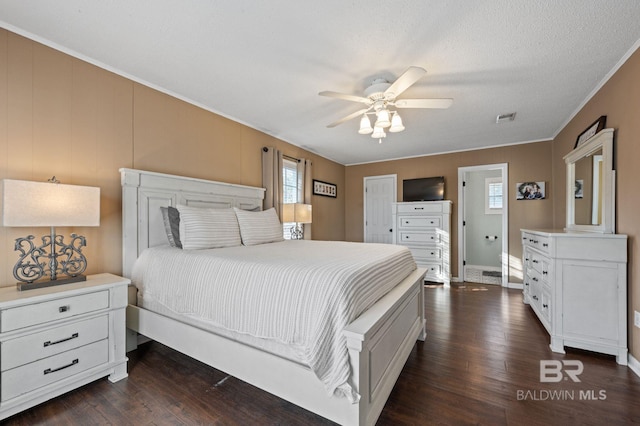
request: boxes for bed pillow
[234,207,284,246]
[177,205,241,250]
[160,206,182,248]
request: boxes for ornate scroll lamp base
[290,223,304,240]
[13,228,89,291]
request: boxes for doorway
[457,164,508,286]
[363,174,397,243]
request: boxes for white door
[364,175,396,243]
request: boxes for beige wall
[345,141,554,282]
[551,46,640,360]
[0,30,345,287]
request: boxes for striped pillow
[234,207,284,246]
[176,205,241,250]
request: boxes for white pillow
[176,205,241,250]
[234,207,284,246]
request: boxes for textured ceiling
[1,1,640,165]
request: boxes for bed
[121,168,426,426]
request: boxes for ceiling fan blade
[327,108,370,128]
[384,66,427,98]
[394,98,453,109]
[319,91,371,104]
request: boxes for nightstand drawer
[1,315,108,371]
[1,339,108,402]
[398,216,441,229]
[1,290,109,333]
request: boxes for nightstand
[0,273,129,420]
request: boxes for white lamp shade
[389,112,405,133]
[282,203,312,224]
[374,109,391,128]
[2,179,100,227]
[358,114,373,134]
[371,126,386,139]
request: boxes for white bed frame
[120,168,426,426]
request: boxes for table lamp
[2,177,100,290]
[282,203,312,240]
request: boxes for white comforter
[131,240,416,402]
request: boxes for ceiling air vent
[496,112,516,123]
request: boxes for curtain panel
[262,147,284,219]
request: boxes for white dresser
[521,229,627,364]
[392,201,451,285]
[0,273,129,420]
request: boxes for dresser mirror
[564,128,615,233]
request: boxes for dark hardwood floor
[6,283,640,425]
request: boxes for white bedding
[131,240,416,402]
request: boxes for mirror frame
[563,128,615,233]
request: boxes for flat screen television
[403,176,445,202]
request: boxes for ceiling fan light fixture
[371,126,386,139]
[389,112,405,133]
[358,114,373,134]
[374,109,391,128]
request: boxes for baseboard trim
[628,354,640,378]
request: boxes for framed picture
[313,179,337,198]
[516,181,545,200]
[574,179,584,199]
[575,116,606,148]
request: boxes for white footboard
[344,267,426,425]
[126,268,425,426]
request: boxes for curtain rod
[262,147,300,162]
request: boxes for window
[485,177,503,214]
[282,158,299,239]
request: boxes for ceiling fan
[319,66,453,141]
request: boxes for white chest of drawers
[392,201,452,285]
[521,229,627,364]
[0,273,129,420]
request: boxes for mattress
[131,240,416,402]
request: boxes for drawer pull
[431,252,435,255]
[543,304,548,308]
[59,305,70,313]
[414,207,424,210]
[543,243,549,247]
[543,271,548,275]
[532,295,539,301]
[532,277,539,282]
[532,260,539,263]
[405,236,410,239]
[44,332,79,347]
[44,358,79,375]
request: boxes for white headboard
[120,168,265,278]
